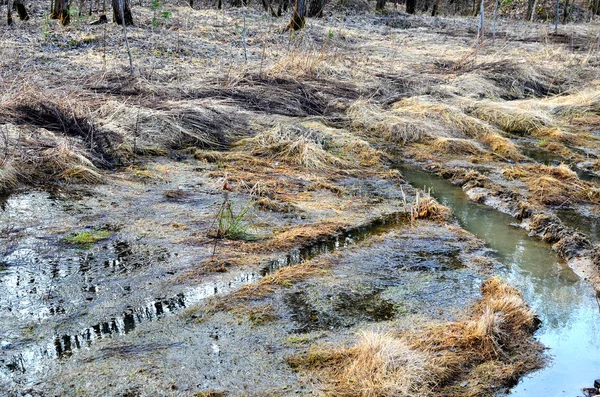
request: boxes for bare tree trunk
[492,0,499,37]
[525,0,534,20]
[14,0,28,20]
[530,0,537,21]
[476,0,484,42]
[112,0,133,25]
[562,0,570,22]
[118,0,134,74]
[262,0,277,16]
[51,0,70,25]
[288,0,305,30]
[431,0,439,16]
[406,0,415,13]
[307,0,323,17]
[7,0,13,25]
[375,0,385,12]
[554,0,560,31]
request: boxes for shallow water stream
[399,165,600,396]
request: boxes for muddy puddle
[399,164,600,396]
[0,188,408,387]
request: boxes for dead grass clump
[237,122,381,171]
[0,160,18,194]
[41,144,103,184]
[432,137,485,155]
[479,134,523,160]
[0,124,103,190]
[537,141,574,159]
[544,90,600,120]
[502,164,599,205]
[104,101,247,152]
[268,49,333,79]
[410,190,452,222]
[529,214,566,243]
[467,102,551,135]
[1,95,116,167]
[473,60,556,100]
[553,233,592,260]
[348,100,435,144]
[256,222,346,253]
[290,277,541,396]
[237,124,345,170]
[328,331,435,397]
[478,277,537,333]
[182,75,338,117]
[194,150,224,163]
[528,175,575,205]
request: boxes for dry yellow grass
[236,121,381,171]
[432,137,485,155]
[467,101,551,135]
[0,159,18,194]
[348,100,438,144]
[410,190,452,222]
[289,277,541,396]
[503,164,599,205]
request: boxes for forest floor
[2,3,600,396]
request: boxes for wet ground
[0,155,414,394]
[399,165,600,397]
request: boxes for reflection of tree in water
[51,293,186,359]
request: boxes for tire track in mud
[1,211,409,384]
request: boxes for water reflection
[1,192,410,381]
[399,165,600,396]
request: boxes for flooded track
[399,164,600,396]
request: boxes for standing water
[398,165,600,397]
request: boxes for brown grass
[467,101,551,135]
[502,164,599,205]
[289,277,542,397]
[432,137,485,155]
[410,190,452,222]
[236,122,381,172]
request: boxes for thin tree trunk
[525,0,534,20]
[406,0,415,14]
[51,0,70,25]
[112,0,133,25]
[118,0,134,74]
[477,0,484,42]
[14,0,28,20]
[530,0,537,21]
[554,0,560,32]
[288,0,305,30]
[562,0,570,22]
[375,0,386,12]
[308,0,323,17]
[7,0,13,25]
[262,0,277,16]
[431,0,439,16]
[492,0,499,37]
